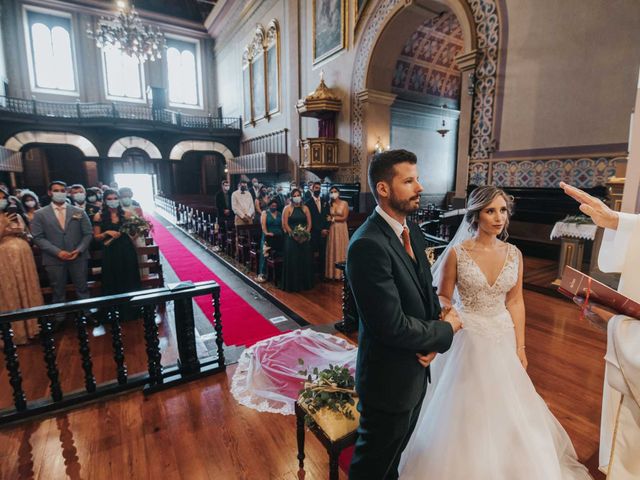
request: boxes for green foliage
[298,361,356,423]
[562,214,594,225]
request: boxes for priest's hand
[559,182,619,230]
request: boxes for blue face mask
[0,199,7,210]
[106,200,120,209]
[51,192,67,204]
[73,193,86,203]
[120,197,133,207]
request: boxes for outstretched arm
[347,237,454,353]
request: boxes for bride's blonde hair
[464,186,514,241]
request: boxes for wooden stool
[295,401,358,480]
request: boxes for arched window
[102,46,145,101]
[26,10,76,93]
[166,38,201,107]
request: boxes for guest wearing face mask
[215,180,233,227]
[118,187,143,216]
[249,177,261,201]
[20,189,41,223]
[325,186,350,280]
[305,181,330,279]
[0,186,43,344]
[31,181,93,306]
[274,186,287,212]
[93,189,141,320]
[254,188,270,223]
[281,188,314,292]
[86,187,103,209]
[257,198,283,283]
[231,180,255,226]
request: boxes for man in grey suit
[31,180,93,305]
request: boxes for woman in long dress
[281,188,314,292]
[324,186,350,280]
[399,186,592,480]
[0,188,43,344]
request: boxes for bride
[399,186,592,479]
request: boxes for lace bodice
[453,243,520,338]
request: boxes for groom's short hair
[368,149,417,200]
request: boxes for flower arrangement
[291,224,311,243]
[298,360,357,422]
[120,215,153,237]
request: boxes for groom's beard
[389,190,420,214]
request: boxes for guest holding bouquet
[257,198,283,283]
[281,188,314,292]
[93,189,141,319]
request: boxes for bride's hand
[416,352,437,368]
[517,347,528,370]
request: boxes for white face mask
[223,185,230,192]
[330,192,339,200]
[106,199,120,209]
[0,199,7,210]
[24,200,37,208]
[73,193,86,203]
[120,197,133,207]
[292,197,302,204]
[51,191,67,203]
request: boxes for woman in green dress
[257,198,284,283]
[281,188,314,292]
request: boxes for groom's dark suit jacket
[346,211,453,412]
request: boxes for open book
[558,266,640,318]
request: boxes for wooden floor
[0,259,608,479]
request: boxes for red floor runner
[149,216,281,347]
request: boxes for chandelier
[87,1,165,63]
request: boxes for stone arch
[169,140,233,161]
[5,131,99,157]
[350,0,504,196]
[108,136,162,159]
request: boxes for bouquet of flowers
[291,224,310,243]
[120,215,153,238]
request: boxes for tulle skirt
[399,310,592,480]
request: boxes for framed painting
[312,0,346,64]
[251,52,266,121]
[242,65,252,125]
[266,43,279,115]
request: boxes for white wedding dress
[399,243,592,480]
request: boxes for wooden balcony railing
[0,95,242,131]
[0,281,224,425]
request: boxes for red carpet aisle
[149,216,281,347]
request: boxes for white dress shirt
[375,205,407,246]
[231,189,255,219]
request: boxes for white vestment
[597,212,640,479]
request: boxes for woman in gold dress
[0,187,43,344]
[324,186,350,280]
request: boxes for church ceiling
[391,12,463,105]
[94,0,216,23]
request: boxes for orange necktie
[402,226,415,261]
[55,206,65,230]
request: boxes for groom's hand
[416,352,437,368]
[443,308,463,333]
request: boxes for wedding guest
[93,189,141,318]
[231,180,255,226]
[86,187,103,217]
[31,181,93,306]
[20,189,41,223]
[257,198,283,283]
[254,189,270,222]
[306,181,330,278]
[70,184,99,218]
[281,188,314,292]
[215,180,233,227]
[325,186,350,279]
[274,185,287,212]
[118,187,143,216]
[0,186,43,344]
[249,177,261,200]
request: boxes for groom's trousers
[349,384,427,480]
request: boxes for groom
[346,149,462,479]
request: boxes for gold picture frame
[354,0,370,34]
[312,0,346,65]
